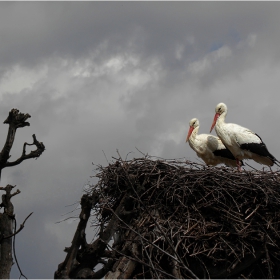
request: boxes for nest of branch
[88,157,280,279]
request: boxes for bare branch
[1,212,33,241]
[0,109,45,179]
[5,134,45,167]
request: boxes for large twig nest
[88,156,280,279]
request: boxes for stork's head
[215,103,227,115]
[210,103,227,132]
[186,118,199,142]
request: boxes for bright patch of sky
[0,65,47,97]
[188,45,232,75]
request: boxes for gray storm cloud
[0,2,278,278]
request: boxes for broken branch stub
[3,108,31,128]
[0,184,20,217]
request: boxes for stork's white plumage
[210,102,279,170]
[186,118,238,167]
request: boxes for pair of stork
[186,102,279,171]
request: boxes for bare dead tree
[0,108,45,279]
[55,155,280,279]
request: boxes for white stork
[186,118,239,167]
[210,102,279,171]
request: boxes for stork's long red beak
[210,113,220,133]
[186,126,194,142]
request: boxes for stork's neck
[188,126,199,146]
[216,111,227,127]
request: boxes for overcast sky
[0,2,279,278]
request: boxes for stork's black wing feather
[213,148,235,160]
[240,133,276,160]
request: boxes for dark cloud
[0,2,278,278]
[0,2,276,68]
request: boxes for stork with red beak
[210,102,279,171]
[186,118,239,167]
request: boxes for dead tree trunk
[0,213,12,279]
[0,109,45,279]
[0,185,20,278]
[54,192,124,279]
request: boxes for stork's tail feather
[274,159,280,167]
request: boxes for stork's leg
[236,159,242,172]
